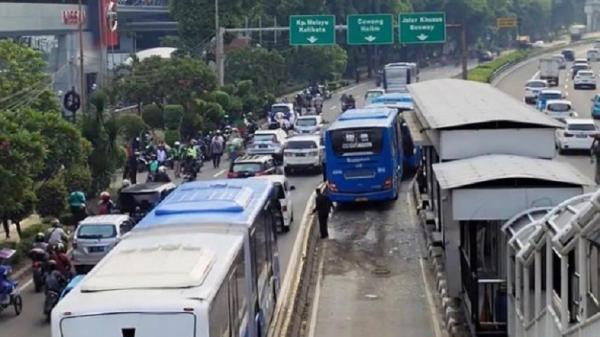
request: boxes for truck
[569,24,586,41]
[538,58,560,87]
[382,62,419,93]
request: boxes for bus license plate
[355,197,368,202]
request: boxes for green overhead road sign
[289,15,336,45]
[347,14,394,45]
[399,12,446,44]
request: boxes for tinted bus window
[330,128,383,155]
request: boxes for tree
[142,103,164,129]
[0,39,59,112]
[0,112,45,227]
[118,114,148,140]
[225,48,287,95]
[36,175,68,218]
[286,45,348,82]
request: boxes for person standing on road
[312,188,334,239]
[591,134,600,184]
[211,132,225,169]
[171,141,183,178]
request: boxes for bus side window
[209,278,230,337]
[228,251,245,337]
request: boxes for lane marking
[330,106,337,110]
[531,71,540,80]
[213,169,226,178]
[18,278,33,292]
[420,257,444,337]
[307,250,325,337]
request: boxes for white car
[364,89,385,105]
[532,40,545,48]
[524,79,548,104]
[556,118,600,153]
[294,115,323,135]
[246,129,288,161]
[283,135,324,174]
[575,58,589,65]
[543,99,577,122]
[574,70,597,89]
[250,175,295,233]
[588,49,600,62]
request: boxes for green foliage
[164,129,180,145]
[118,114,148,140]
[209,90,232,112]
[64,164,92,195]
[142,103,164,129]
[180,111,203,140]
[36,175,68,218]
[286,46,348,82]
[164,104,185,129]
[468,50,531,83]
[0,39,59,112]
[225,49,287,95]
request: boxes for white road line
[18,278,33,292]
[419,258,444,337]
[330,106,337,110]
[307,250,325,337]
[531,71,540,80]
[213,169,226,178]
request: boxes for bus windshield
[330,128,383,155]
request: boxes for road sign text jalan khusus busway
[289,15,336,45]
[347,14,394,45]
[497,17,517,28]
[399,12,446,44]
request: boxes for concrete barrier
[267,184,322,337]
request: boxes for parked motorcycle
[0,250,23,316]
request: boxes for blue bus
[53,179,280,337]
[324,108,403,203]
[367,93,423,176]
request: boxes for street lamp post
[78,0,85,112]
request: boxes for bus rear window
[330,128,383,155]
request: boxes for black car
[562,49,575,62]
[228,155,281,178]
[118,182,177,222]
[478,50,494,62]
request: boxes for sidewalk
[0,214,41,245]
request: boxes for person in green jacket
[68,190,87,227]
[171,141,184,178]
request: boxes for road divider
[267,184,322,337]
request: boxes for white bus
[382,62,419,93]
[52,179,280,337]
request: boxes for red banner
[100,0,118,47]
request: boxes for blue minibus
[324,108,403,203]
[367,93,423,175]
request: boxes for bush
[142,103,164,129]
[36,176,68,218]
[468,50,531,83]
[210,90,232,111]
[164,104,184,129]
[164,129,180,145]
[64,164,92,195]
[118,114,148,140]
[180,111,203,140]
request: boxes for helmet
[35,232,45,242]
[122,179,131,188]
[50,218,60,227]
[47,259,57,270]
[100,191,110,201]
[55,243,65,253]
[158,166,167,173]
[174,141,181,146]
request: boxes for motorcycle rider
[51,243,72,278]
[98,191,115,215]
[313,93,324,114]
[154,166,171,183]
[46,219,68,248]
[347,95,356,109]
[32,232,49,251]
[44,260,67,294]
[68,189,87,227]
[147,154,159,181]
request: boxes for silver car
[71,214,134,273]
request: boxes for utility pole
[214,0,225,85]
[77,0,85,112]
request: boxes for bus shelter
[406,79,562,231]
[432,154,591,337]
[504,189,600,337]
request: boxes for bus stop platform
[308,182,445,337]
